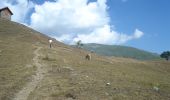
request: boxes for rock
[106,82,111,86]
[153,86,159,92]
[63,66,74,71]
[105,92,109,96]
[65,93,76,99]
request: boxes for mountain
[82,43,160,60]
[0,18,170,100]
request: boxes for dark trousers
[50,44,52,48]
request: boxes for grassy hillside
[0,18,62,99]
[82,43,160,60]
[0,18,170,100]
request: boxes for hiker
[49,39,53,48]
[85,54,91,60]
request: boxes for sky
[0,0,169,53]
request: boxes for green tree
[76,40,83,48]
[160,51,170,61]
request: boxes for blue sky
[107,0,170,53]
[0,0,169,53]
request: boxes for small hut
[0,7,13,20]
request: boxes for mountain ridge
[80,43,160,60]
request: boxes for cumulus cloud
[133,29,144,38]
[0,0,144,45]
[0,0,34,23]
[30,0,109,36]
[73,25,143,44]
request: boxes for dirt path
[14,46,46,100]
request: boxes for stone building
[0,7,13,20]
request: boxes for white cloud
[54,34,75,44]
[133,29,144,38]
[30,0,109,36]
[0,0,143,45]
[0,0,34,23]
[73,25,143,44]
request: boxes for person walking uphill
[49,39,53,48]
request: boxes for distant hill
[81,43,160,60]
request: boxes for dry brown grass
[0,18,47,100]
[0,18,170,100]
[27,44,170,100]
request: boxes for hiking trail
[14,46,46,100]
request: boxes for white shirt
[49,40,52,43]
